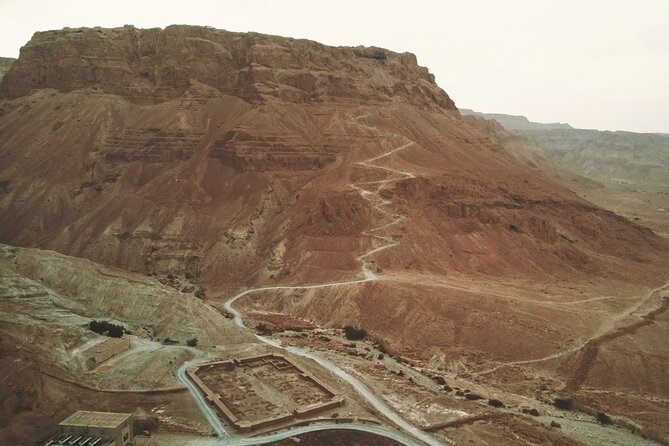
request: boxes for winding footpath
[472,278,669,377]
[176,140,457,446]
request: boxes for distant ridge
[459,108,573,131]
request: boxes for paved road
[177,140,456,446]
[178,423,424,446]
[176,356,230,438]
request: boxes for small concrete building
[84,337,130,369]
[44,411,133,446]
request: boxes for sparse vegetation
[465,393,483,401]
[488,398,505,408]
[88,320,125,338]
[256,324,273,336]
[522,408,540,417]
[343,325,367,340]
[186,337,198,347]
[377,353,385,360]
[508,224,521,232]
[596,411,613,425]
[162,337,178,345]
[353,48,387,60]
[553,397,574,410]
[432,376,447,385]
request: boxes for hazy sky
[1,0,667,133]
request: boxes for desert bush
[353,48,388,60]
[465,393,483,401]
[596,411,613,425]
[488,399,505,408]
[522,408,540,416]
[433,376,447,385]
[343,325,367,340]
[89,320,125,338]
[553,397,574,410]
[186,337,198,347]
[255,324,272,335]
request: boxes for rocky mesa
[2,26,669,445]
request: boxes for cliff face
[0,57,15,83]
[1,25,455,110]
[0,26,666,293]
[460,109,572,130]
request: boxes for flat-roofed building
[43,410,133,446]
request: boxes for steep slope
[1,26,666,295]
[0,57,15,83]
[0,243,234,444]
[519,128,669,189]
[2,25,669,446]
[462,110,669,234]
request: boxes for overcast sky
[1,0,667,133]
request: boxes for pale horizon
[1,0,667,134]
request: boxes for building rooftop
[59,410,132,429]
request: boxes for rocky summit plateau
[1,25,668,446]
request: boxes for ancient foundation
[187,354,344,432]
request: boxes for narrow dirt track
[472,280,669,378]
[178,135,457,446]
[566,294,669,390]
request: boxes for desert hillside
[2,26,669,446]
[460,109,573,131]
[462,109,669,234]
[1,26,665,291]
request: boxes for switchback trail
[177,140,456,446]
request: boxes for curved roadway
[176,138,456,446]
